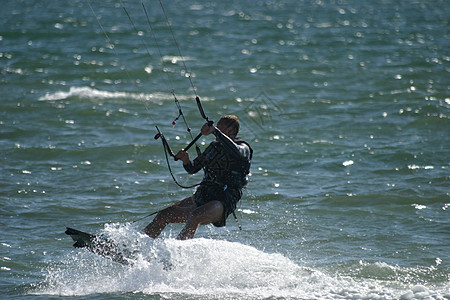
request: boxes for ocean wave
[37,86,191,102]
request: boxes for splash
[34,224,449,299]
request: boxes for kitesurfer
[143,115,252,240]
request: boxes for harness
[201,138,252,189]
[201,138,253,230]
[234,138,253,174]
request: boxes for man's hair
[219,115,240,136]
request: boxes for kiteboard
[65,227,133,265]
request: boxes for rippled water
[1,0,449,299]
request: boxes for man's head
[217,115,240,138]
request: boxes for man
[143,115,253,240]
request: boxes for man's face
[216,119,234,137]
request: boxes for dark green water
[1,0,449,298]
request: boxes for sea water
[1,0,449,299]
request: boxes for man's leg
[143,197,197,238]
[177,200,224,240]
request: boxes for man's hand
[175,149,190,164]
[201,121,215,136]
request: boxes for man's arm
[175,149,203,174]
[212,129,250,160]
[201,121,250,160]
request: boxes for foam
[35,224,449,299]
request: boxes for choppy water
[1,0,449,299]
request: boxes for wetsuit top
[183,128,252,189]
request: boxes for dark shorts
[193,184,242,227]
